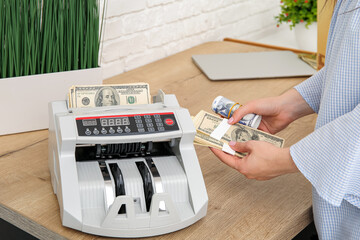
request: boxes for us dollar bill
[212,95,262,129]
[194,129,245,157]
[69,83,151,108]
[194,110,284,148]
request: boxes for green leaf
[274,0,317,29]
[1,0,102,78]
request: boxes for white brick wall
[100,0,280,80]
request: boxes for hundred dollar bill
[194,129,245,157]
[192,116,219,147]
[212,96,262,129]
[69,83,151,108]
[194,110,284,148]
[68,86,75,108]
[297,53,317,70]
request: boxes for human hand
[210,141,298,180]
[228,89,315,134]
[229,96,292,134]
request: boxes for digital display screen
[82,119,97,126]
[100,117,130,126]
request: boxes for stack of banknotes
[192,110,285,157]
[68,83,151,108]
[297,53,317,70]
[212,95,262,129]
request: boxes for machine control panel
[76,112,179,136]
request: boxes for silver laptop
[192,51,317,81]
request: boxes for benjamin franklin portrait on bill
[231,126,260,142]
[95,86,120,107]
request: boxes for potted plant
[275,0,317,51]
[0,0,106,135]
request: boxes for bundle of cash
[212,96,262,129]
[68,83,151,108]
[297,53,317,70]
[192,110,284,157]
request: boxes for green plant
[0,0,103,79]
[275,0,317,30]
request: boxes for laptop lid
[192,51,317,81]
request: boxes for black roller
[136,161,153,212]
[109,163,126,214]
[96,144,102,157]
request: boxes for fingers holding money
[210,147,244,172]
[210,143,263,180]
[227,97,287,134]
[212,96,262,129]
[219,140,299,180]
[228,140,252,152]
[209,141,254,174]
[228,102,258,125]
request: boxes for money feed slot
[48,89,208,237]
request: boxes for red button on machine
[165,118,174,126]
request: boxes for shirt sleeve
[290,103,360,207]
[293,67,325,114]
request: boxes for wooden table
[0,41,317,240]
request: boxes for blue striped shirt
[290,0,360,238]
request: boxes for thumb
[228,103,257,125]
[228,141,253,153]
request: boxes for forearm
[277,88,315,122]
[278,147,299,175]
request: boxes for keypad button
[125,126,131,133]
[101,128,107,134]
[117,127,123,133]
[146,123,154,127]
[156,122,163,127]
[138,128,145,133]
[93,128,99,135]
[158,127,165,131]
[144,115,151,119]
[148,127,155,132]
[135,119,142,124]
[155,118,162,123]
[154,114,160,118]
[145,119,152,123]
[85,128,91,135]
[137,123,144,128]
[164,118,174,126]
[109,127,115,134]
[134,115,141,119]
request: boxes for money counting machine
[48,90,208,237]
